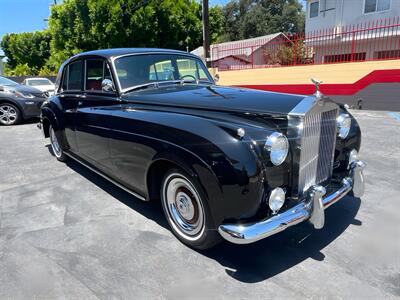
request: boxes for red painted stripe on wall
[236,69,400,95]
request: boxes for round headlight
[337,113,351,139]
[265,132,289,166]
[269,187,286,214]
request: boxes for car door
[58,59,84,153]
[74,57,120,173]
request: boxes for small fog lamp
[269,187,286,214]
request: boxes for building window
[324,52,366,63]
[364,0,391,14]
[310,1,319,18]
[374,50,400,60]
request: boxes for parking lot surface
[0,111,399,299]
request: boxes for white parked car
[22,78,55,96]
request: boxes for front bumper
[218,160,366,244]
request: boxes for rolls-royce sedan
[39,48,365,249]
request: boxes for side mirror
[102,79,115,92]
[214,74,220,83]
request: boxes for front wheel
[160,169,221,250]
[0,103,21,125]
[49,125,67,162]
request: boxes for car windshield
[114,54,213,91]
[0,76,18,86]
[27,79,53,86]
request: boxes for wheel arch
[41,107,60,131]
[145,152,225,227]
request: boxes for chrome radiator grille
[298,108,338,193]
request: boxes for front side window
[310,1,319,18]
[85,59,112,91]
[62,60,83,91]
[114,54,213,91]
[365,0,390,13]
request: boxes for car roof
[26,77,52,80]
[72,48,195,60]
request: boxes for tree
[47,0,203,70]
[220,0,305,41]
[209,6,225,43]
[0,31,51,73]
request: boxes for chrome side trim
[64,152,147,201]
[218,160,365,244]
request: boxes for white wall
[306,0,400,34]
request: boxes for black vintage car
[39,48,365,249]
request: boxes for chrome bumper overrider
[218,160,366,244]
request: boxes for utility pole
[202,0,211,67]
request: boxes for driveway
[0,111,399,299]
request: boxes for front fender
[115,109,268,222]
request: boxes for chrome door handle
[78,101,83,106]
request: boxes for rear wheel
[49,125,67,162]
[160,169,221,250]
[0,103,21,125]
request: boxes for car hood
[2,83,43,94]
[121,85,307,115]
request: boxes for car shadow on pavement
[200,196,361,283]
[60,150,361,283]
[64,157,170,230]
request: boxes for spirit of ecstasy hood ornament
[311,78,323,98]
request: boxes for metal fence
[211,17,400,71]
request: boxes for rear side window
[61,60,83,91]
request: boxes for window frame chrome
[109,52,215,94]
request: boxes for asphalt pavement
[0,110,399,299]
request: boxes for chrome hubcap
[164,174,205,239]
[176,192,196,220]
[0,105,17,125]
[50,128,62,158]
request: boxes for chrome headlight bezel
[337,113,351,139]
[264,132,289,166]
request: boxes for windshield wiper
[167,79,213,86]
[122,79,214,94]
[122,82,160,94]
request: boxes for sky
[0,0,54,55]
[0,0,307,56]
